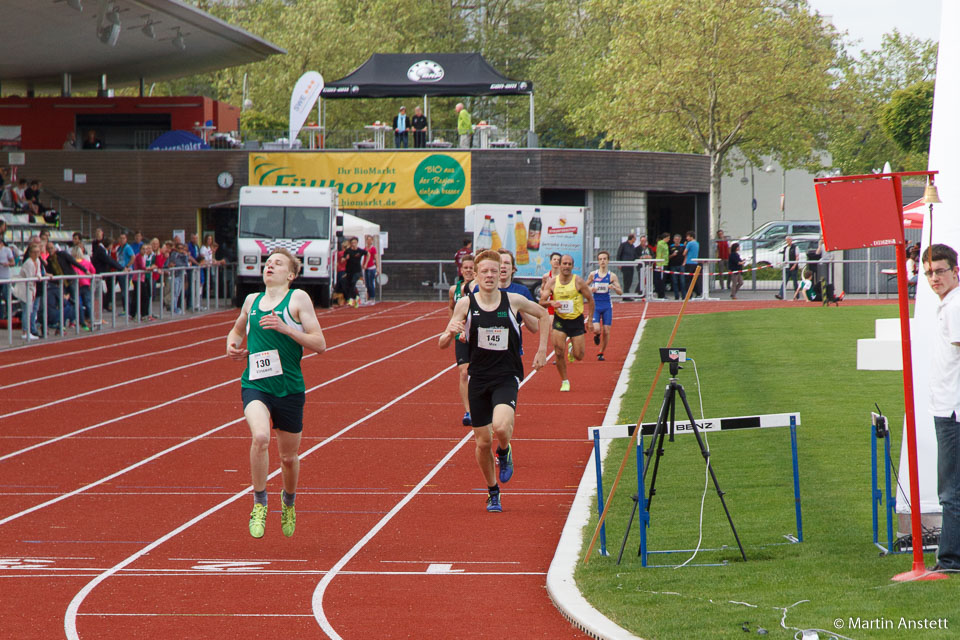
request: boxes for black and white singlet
[465,291,523,381]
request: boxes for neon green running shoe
[281,501,296,537]
[249,503,267,538]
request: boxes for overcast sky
[807,0,942,55]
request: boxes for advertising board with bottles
[465,204,586,278]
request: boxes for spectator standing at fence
[922,243,960,574]
[616,233,636,298]
[166,242,189,314]
[635,235,653,298]
[14,241,42,340]
[411,106,427,148]
[132,243,157,320]
[91,229,124,312]
[807,235,825,285]
[117,233,136,313]
[362,234,379,302]
[776,236,799,300]
[0,236,14,320]
[130,231,144,255]
[71,244,95,330]
[716,229,730,291]
[683,231,701,297]
[343,237,367,308]
[729,242,744,299]
[392,106,410,149]
[654,232,669,299]
[456,103,472,148]
[666,234,684,299]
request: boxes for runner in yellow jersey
[226,248,327,539]
[539,254,594,391]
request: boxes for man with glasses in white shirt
[923,242,960,575]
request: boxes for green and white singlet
[241,290,305,397]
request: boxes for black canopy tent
[320,53,535,146]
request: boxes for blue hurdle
[588,412,803,565]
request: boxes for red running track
[0,301,648,639]
[0,297,893,638]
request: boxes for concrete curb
[546,315,647,640]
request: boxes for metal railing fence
[1,263,235,346]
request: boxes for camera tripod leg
[675,385,748,561]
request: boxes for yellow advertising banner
[248,152,471,210]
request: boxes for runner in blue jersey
[440,250,550,512]
[226,248,327,539]
[586,250,623,361]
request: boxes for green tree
[827,31,937,174]
[879,80,934,157]
[570,0,840,237]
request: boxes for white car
[742,235,821,267]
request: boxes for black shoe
[774,294,783,300]
[597,353,605,361]
[593,334,600,346]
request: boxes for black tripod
[617,362,747,564]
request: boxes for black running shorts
[241,388,306,433]
[468,375,520,428]
[455,339,470,366]
[552,313,586,337]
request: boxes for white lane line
[0,302,420,421]
[0,308,438,462]
[3,331,443,530]
[0,335,224,390]
[0,302,412,391]
[63,352,457,640]
[0,301,413,369]
[311,358,550,640]
[0,317,235,367]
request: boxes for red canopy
[903,198,925,229]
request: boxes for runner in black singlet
[440,250,549,513]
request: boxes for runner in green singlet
[226,248,326,539]
[448,254,476,426]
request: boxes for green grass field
[576,306,955,639]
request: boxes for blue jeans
[0,282,8,319]
[22,291,37,335]
[779,267,799,297]
[364,268,377,300]
[78,284,92,325]
[171,275,184,314]
[670,270,682,300]
[934,414,960,569]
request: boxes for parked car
[744,235,821,267]
[737,220,821,253]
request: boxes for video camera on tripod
[658,347,686,377]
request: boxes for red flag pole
[890,174,947,582]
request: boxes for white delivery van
[235,186,338,307]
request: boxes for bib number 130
[249,349,283,380]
